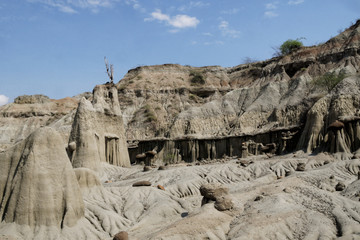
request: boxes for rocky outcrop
[2,21,360,164]
[297,76,360,155]
[14,94,50,104]
[68,84,130,171]
[121,20,360,160]
[118,20,360,141]
[0,96,78,151]
[0,127,84,228]
[128,126,301,164]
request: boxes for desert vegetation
[189,70,206,86]
[273,38,304,56]
[142,104,157,123]
[312,71,346,92]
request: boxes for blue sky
[0,0,359,105]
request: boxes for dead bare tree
[104,57,114,83]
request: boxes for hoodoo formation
[1,20,360,239]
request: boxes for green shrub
[163,153,174,162]
[279,39,303,55]
[189,94,197,101]
[189,71,205,85]
[142,104,157,122]
[312,72,346,92]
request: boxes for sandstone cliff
[0,95,80,152]
[113,20,360,163]
[1,20,360,161]
[118,20,360,143]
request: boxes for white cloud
[27,0,120,14]
[264,11,279,18]
[265,3,278,9]
[147,9,200,30]
[189,1,209,8]
[264,1,279,17]
[125,0,145,12]
[288,0,304,5]
[170,15,199,28]
[151,9,170,21]
[218,20,241,38]
[178,1,210,11]
[0,95,9,106]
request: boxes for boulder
[200,183,229,201]
[113,231,128,240]
[144,166,152,172]
[335,182,346,191]
[136,153,146,163]
[157,185,165,190]
[214,195,233,211]
[133,181,152,187]
[238,160,252,167]
[68,141,76,151]
[200,183,233,211]
[296,162,306,171]
[146,150,157,157]
[328,120,345,131]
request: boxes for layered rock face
[0,127,84,228]
[120,20,360,161]
[298,76,360,154]
[0,96,79,151]
[119,21,360,142]
[68,84,131,171]
[0,84,131,238]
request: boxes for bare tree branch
[104,56,114,83]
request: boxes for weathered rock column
[69,83,130,172]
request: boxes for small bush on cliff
[273,38,304,56]
[142,104,157,122]
[280,39,303,55]
[312,72,346,92]
[189,71,205,86]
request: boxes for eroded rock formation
[0,96,79,152]
[68,83,130,171]
[123,20,360,162]
[0,127,84,228]
[298,76,360,156]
